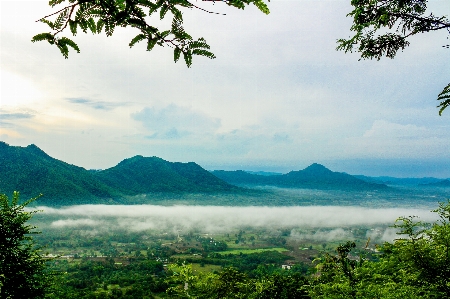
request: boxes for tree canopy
[31,0,270,67]
[0,192,50,298]
[337,0,450,114]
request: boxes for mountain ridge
[212,164,388,191]
[0,142,238,205]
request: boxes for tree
[337,0,450,114]
[310,201,450,298]
[0,192,50,299]
[32,0,270,67]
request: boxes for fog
[34,205,438,239]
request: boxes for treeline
[42,201,450,299]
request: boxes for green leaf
[183,50,192,67]
[69,20,78,35]
[96,19,104,34]
[129,34,146,47]
[146,38,158,51]
[87,17,96,34]
[437,83,450,116]
[170,7,183,21]
[189,38,210,50]
[40,19,55,30]
[174,47,181,62]
[56,40,69,58]
[31,33,54,43]
[160,4,169,20]
[192,49,216,59]
[60,37,80,53]
[254,0,270,14]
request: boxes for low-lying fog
[31,205,440,242]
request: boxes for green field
[214,247,288,255]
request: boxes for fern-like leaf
[40,19,56,30]
[31,33,54,43]
[254,0,270,15]
[96,19,104,34]
[54,9,69,30]
[437,83,450,116]
[129,34,146,47]
[189,39,210,50]
[160,4,169,20]
[60,37,80,53]
[147,38,158,51]
[183,50,192,67]
[192,49,215,59]
[56,40,69,58]
[69,20,78,35]
[87,17,96,34]
[174,47,181,62]
[170,7,183,21]
[49,0,65,6]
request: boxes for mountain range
[5,142,447,205]
[211,164,388,191]
[0,142,237,205]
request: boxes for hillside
[211,163,388,191]
[94,155,238,194]
[0,142,118,205]
[0,143,239,205]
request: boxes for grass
[213,247,288,255]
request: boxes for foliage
[0,192,51,298]
[32,0,270,66]
[310,200,450,298]
[338,0,450,113]
[165,264,310,298]
[47,258,167,298]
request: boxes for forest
[2,190,450,299]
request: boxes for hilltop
[211,163,388,191]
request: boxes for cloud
[132,104,221,139]
[66,98,128,111]
[290,228,354,242]
[51,218,103,228]
[363,120,431,139]
[36,205,438,234]
[0,111,35,127]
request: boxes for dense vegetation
[3,189,450,298]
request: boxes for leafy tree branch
[338,0,449,114]
[32,0,270,66]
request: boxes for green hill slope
[0,142,118,204]
[0,142,239,205]
[212,163,388,191]
[94,155,239,194]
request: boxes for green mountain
[94,155,238,194]
[0,142,238,205]
[211,163,388,191]
[0,142,118,205]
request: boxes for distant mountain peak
[25,144,50,158]
[302,163,332,173]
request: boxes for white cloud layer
[37,205,438,234]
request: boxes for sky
[1,0,449,177]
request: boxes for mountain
[94,155,238,194]
[355,175,443,186]
[0,142,238,205]
[0,142,118,204]
[211,163,388,191]
[419,179,450,187]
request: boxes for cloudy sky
[1,0,449,177]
